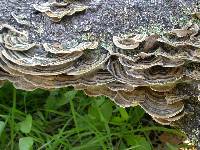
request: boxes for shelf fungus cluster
[33,1,88,22]
[0,20,200,126]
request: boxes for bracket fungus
[1,0,200,147]
[113,34,147,50]
[0,24,35,51]
[33,1,88,22]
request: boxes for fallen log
[0,0,200,147]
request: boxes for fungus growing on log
[0,0,200,147]
[0,24,36,51]
[113,34,146,50]
[33,1,88,22]
[43,41,98,54]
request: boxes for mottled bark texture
[0,0,200,147]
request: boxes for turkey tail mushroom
[0,24,35,51]
[33,2,88,22]
[139,88,185,119]
[113,34,146,50]
[43,41,98,54]
[119,55,185,69]
[66,47,110,75]
[192,11,200,19]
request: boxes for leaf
[19,137,33,150]
[45,90,67,110]
[119,141,127,150]
[124,135,151,150]
[131,106,145,124]
[88,106,100,120]
[95,96,106,106]
[0,121,5,137]
[19,114,32,134]
[88,97,113,124]
[119,107,129,121]
[111,116,125,124]
[100,101,113,122]
[166,143,179,150]
[65,90,77,101]
[45,90,77,110]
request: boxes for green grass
[0,82,189,150]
